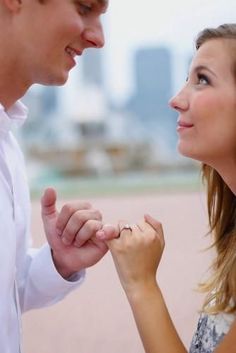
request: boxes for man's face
[13,0,108,86]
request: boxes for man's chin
[39,72,69,87]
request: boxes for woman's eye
[197,73,209,85]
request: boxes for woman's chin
[178,144,198,161]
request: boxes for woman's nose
[169,88,189,112]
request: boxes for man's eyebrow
[98,0,107,4]
[96,0,108,9]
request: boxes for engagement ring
[120,224,133,232]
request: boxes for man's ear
[2,0,22,12]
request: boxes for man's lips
[65,46,82,59]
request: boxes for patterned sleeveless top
[189,312,235,353]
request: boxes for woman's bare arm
[107,214,187,353]
[214,320,236,352]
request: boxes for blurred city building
[124,47,177,158]
[128,47,173,123]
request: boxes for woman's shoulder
[189,311,235,353]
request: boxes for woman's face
[169,39,236,169]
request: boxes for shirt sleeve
[18,244,86,312]
[2,131,86,313]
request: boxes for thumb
[41,187,57,217]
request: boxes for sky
[103,0,236,102]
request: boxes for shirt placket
[12,173,23,353]
[3,136,22,353]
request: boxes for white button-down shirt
[0,101,85,353]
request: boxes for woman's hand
[106,214,165,296]
[97,216,186,353]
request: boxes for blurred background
[21,1,235,352]
[17,0,235,197]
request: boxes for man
[0,0,110,352]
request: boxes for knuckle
[86,220,101,233]
[84,220,95,233]
[62,232,73,245]
[62,204,74,214]
[83,201,92,209]
[93,209,102,220]
[69,201,91,210]
[154,220,162,228]
[73,241,81,248]
[62,227,72,239]
[73,210,86,223]
[74,236,82,247]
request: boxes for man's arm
[20,187,116,311]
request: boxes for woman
[96,23,236,352]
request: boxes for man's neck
[0,59,30,110]
[0,83,28,111]
[0,27,31,110]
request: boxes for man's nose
[82,21,105,49]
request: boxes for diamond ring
[120,224,133,232]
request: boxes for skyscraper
[126,46,177,151]
[128,46,173,122]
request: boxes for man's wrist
[51,249,79,280]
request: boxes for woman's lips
[177,120,194,132]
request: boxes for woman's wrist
[125,278,160,304]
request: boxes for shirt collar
[0,100,28,134]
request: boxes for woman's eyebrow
[192,65,217,78]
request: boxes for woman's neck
[215,159,236,196]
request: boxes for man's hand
[41,188,108,278]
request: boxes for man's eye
[78,2,92,15]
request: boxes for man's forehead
[98,0,108,4]
[96,0,108,8]
[94,0,108,12]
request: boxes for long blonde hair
[197,24,236,314]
